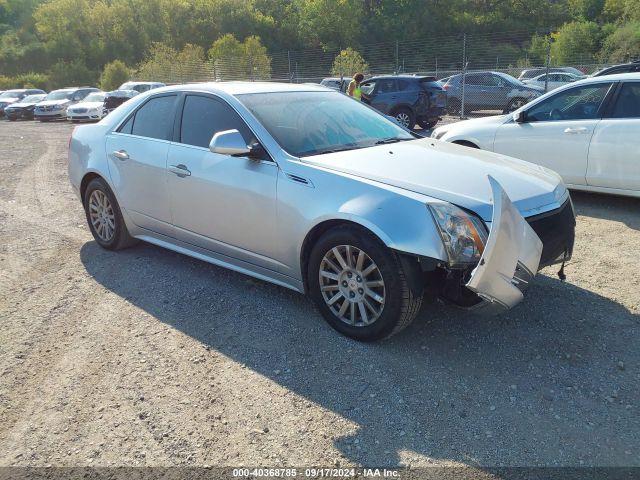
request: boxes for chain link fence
[133,29,620,122]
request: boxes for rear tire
[417,118,437,130]
[83,177,138,251]
[308,226,423,341]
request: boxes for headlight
[428,203,488,266]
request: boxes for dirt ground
[0,120,638,471]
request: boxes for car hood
[0,97,20,105]
[38,99,71,107]
[70,101,103,109]
[5,101,36,108]
[302,138,566,222]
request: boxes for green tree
[550,21,602,64]
[47,59,97,89]
[209,34,271,80]
[331,47,368,77]
[137,42,208,83]
[599,21,640,62]
[100,60,130,91]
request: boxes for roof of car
[582,72,640,81]
[151,81,331,96]
[367,74,435,81]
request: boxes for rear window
[120,95,177,140]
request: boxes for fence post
[461,33,467,119]
[395,40,399,74]
[544,37,551,93]
[288,51,292,83]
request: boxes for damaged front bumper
[464,176,544,313]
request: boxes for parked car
[34,87,100,121]
[117,81,166,93]
[432,73,640,197]
[0,88,46,117]
[67,91,107,122]
[68,82,575,341]
[518,67,585,81]
[104,89,139,112]
[440,71,543,114]
[523,72,584,91]
[320,77,349,93]
[591,60,640,77]
[358,75,447,129]
[3,93,47,120]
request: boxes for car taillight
[442,84,450,91]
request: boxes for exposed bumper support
[466,176,543,313]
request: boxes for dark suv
[359,75,446,129]
[592,61,640,77]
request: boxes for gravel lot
[0,120,638,471]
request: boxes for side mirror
[209,129,250,156]
[209,129,267,160]
[513,110,527,123]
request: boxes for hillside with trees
[0,0,638,89]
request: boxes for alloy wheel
[88,190,116,242]
[395,112,411,128]
[319,245,386,326]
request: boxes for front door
[587,81,640,192]
[167,94,280,271]
[494,82,614,186]
[105,94,178,237]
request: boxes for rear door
[494,82,614,185]
[105,94,177,237]
[166,93,280,270]
[587,81,640,192]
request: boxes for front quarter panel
[276,161,449,279]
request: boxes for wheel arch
[299,218,393,293]
[80,171,105,201]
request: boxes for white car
[523,72,583,91]
[67,91,107,122]
[432,73,640,198]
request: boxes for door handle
[169,164,191,177]
[112,149,129,160]
[564,127,588,134]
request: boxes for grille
[525,199,576,268]
[71,108,88,114]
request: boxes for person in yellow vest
[347,73,365,101]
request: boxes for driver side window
[526,83,612,122]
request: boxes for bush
[100,60,130,91]
[331,48,369,78]
[14,73,49,90]
[0,73,49,90]
[47,60,98,90]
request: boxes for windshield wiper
[298,144,364,157]
[374,137,411,145]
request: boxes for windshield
[237,91,414,157]
[46,90,73,101]
[20,94,46,103]
[0,90,23,99]
[83,92,105,102]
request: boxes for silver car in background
[68,83,575,341]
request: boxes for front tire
[83,177,137,250]
[308,226,423,341]
[391,107,416,130]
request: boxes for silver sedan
[68,82,575,341]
